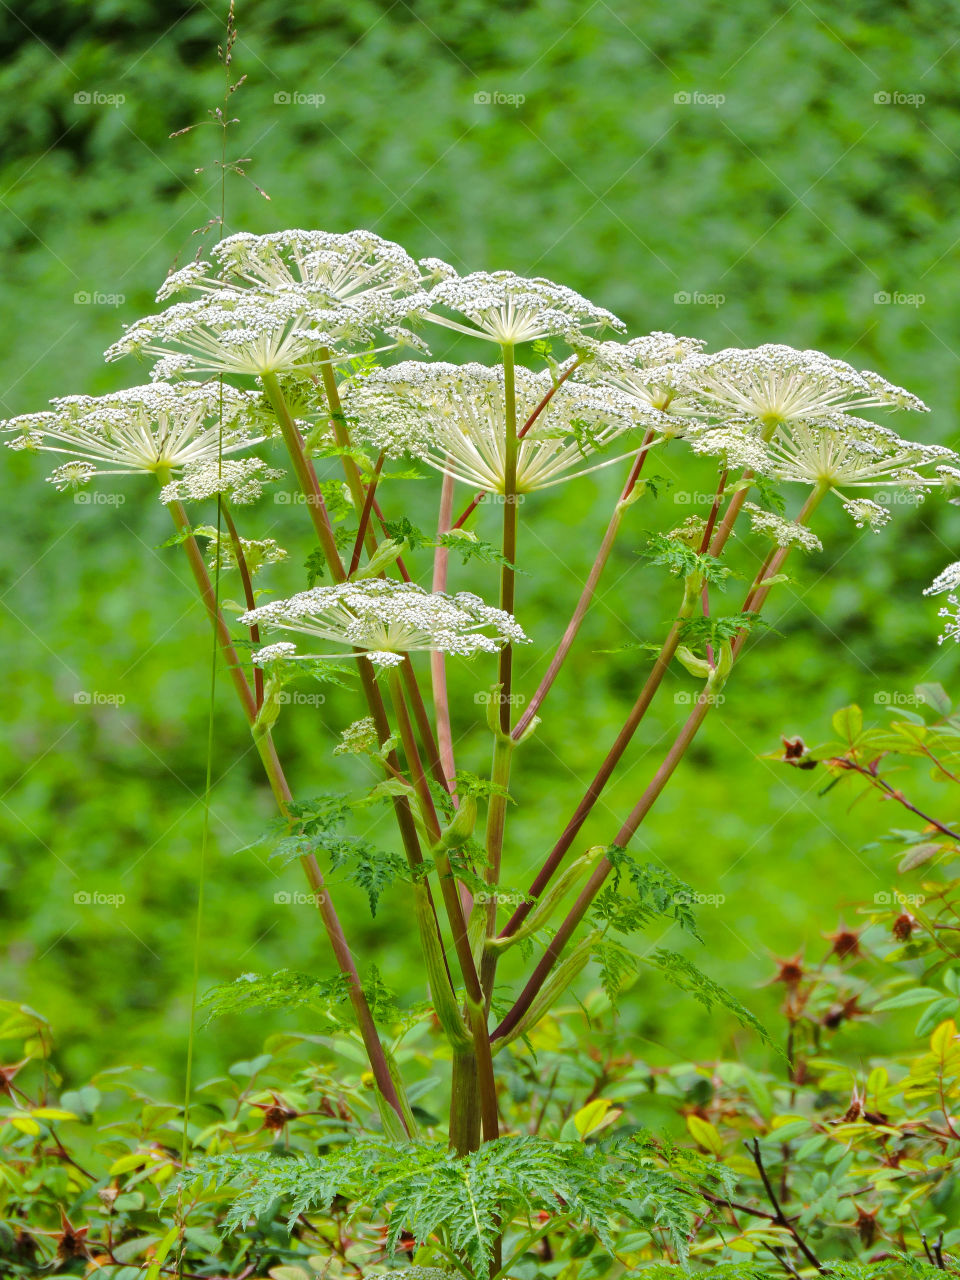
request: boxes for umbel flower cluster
[340,361,675,492]
[2,382,263,486]
[242,580,529,668]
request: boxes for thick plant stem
[314,364,447,794]
[432,469,459,797]
[449,1051,481,1154]
[262,372,345,580]
[493,486,829,1041]
[493,681,712,1043]
[262,372,437,878]
[349,452,384,576]
[387,668,500,1144]
[479,344,519,1012]
[513,432,657,740]
[497,343,519,735]
[317,353,377,561]
[402,655,449,796]
[481,733,515,1004]
[450,355,581,531]
[251,725,408,1128]
[162,498,407,1129]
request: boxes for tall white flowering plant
[4,227,953,1270]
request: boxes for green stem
[479,344,519,1013]
[498,343,519,735]
[432,467,459,797]
[449,1051,481,1155]
[387,666,500,1145]
[480,732,515,1006]
[263,372,442,889]
[317,351,378,561]
[312,368,448,796]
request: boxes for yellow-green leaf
[686,1113,724,1156]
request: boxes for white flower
[682,423,772,472]
[1,382,264,481]
[120,230,433,379]
[105,292,419,380]
[935,595,960,644]
[743,502,822,552]
[159,229,432,309]
[340,361,671,492]
[578,332,707,414]
[195,528,287,576]
[48,460,97,492]
[243,579,529,668]
[333,716,379,755]
[252,641,299,665]
[684,412,952,527]
[661,343,929,426]
[419,270,625,346]
[763,415,951,501]
[924,562,960,596]
[840,497,891,529]
[159,457,285,505]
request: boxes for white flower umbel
[743,503,823,552]
[579,332,707,414]
[158,229,431,310]
[105,292,418,380]
[926,563,960,645]
[1,382,263,483]
[764,415,952,520]
[243,579,529,669]
[682,423,773,473]
[662,343,929,426]
[419,270,625,346]
[924,563,960,597]
[340,361,671,493]
[195,528,287,576]
[683,412,952,528]
[159,457,285,506]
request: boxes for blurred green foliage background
[1,0,959,1090]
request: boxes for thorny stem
[494,485,827,1038]
[161,493,407,1129]
[513,430,658,739]
[831,761,960,842]
[747,1139,826,1274]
